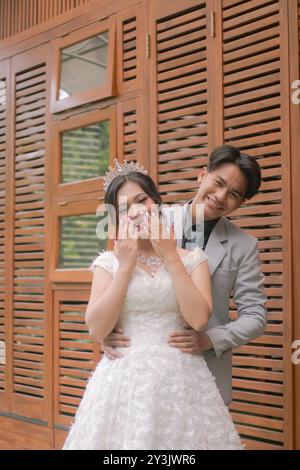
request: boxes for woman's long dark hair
[104,171,163,228]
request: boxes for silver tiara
[103,159,148,192]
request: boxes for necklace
[137,252,163,277]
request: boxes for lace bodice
[88,248,208,351]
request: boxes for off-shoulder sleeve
[88,250,117,275]
[184,247,208,274]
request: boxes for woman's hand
[115,218,139,273]
[149,211,178,263]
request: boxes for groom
[103,144,267,405]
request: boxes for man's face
[195,163,247,220]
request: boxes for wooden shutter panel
[12,55,48,420]
[221,0,292,449]
[117,5,142,93]
[54,290,101,428]
[117,97,144,165]
[0,61,8,403]
[153,1,209,203]
[122,16,137,84]
[294,0,300,450]
[150,0,294,450]
[0,0,93,41]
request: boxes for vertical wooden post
[210,0,223,149]
[289,0,300,451]
[279,0,294,449]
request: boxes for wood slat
[223,0,276,18]
[235,423,283,443]
[232,412,283,431]
[230,400,283,420]
[224,3,279,31]
[223,12,279,43]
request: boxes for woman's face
[116,181,157,237]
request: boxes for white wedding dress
[62,247,243,450]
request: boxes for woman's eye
[215,180,222,186]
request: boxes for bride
[62,161,243,450]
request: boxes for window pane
[59,32,109,99]
[61,120,110,183]
[59,214,107,269]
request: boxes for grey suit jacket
[162,204,268,405]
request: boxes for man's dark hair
[207,145,261,200]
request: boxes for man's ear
[197,166,208,183]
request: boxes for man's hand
[167,326,213,355]
[102,326,131,360]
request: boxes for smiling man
[103,144,267,405]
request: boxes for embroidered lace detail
[63,248,243,450]
[89,246,207,276]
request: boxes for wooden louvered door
[289,0,300,450]
[116,3,147,168]
[8,46,51,422]
[0,59,9,416]
[149,0,295,449]
[53,289,101,449]
[149,0,212,198]
[51,2,148,446]
[117,5,142,94]
[220,0,292,450]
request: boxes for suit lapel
[204,217,228,276]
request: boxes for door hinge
[146,33,151,58]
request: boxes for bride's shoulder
[88,249,118,274]
[94,249,116,259]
